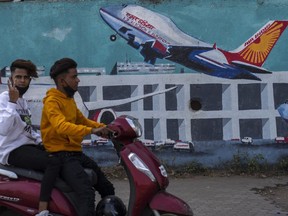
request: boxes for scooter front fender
[149,191,193,216]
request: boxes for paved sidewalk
[105,175,288,216]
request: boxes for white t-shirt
[0,91,41,165]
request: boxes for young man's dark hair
[10,59,38,78]
[49,58,79,98]
[8,59,38,97]
[49,58,77,80]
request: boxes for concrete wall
[1,0,288,167]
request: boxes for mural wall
[1,0,288,167]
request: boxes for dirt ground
[103,166,288,212]
[253,182,288,212]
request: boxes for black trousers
[50,151,115,216]
[8,144,48,170]
[78,153,115,198]
[58,152,96,216]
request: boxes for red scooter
[0,115,193,216]
[0,162,96,215]
[106,115,193,216]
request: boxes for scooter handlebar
[107,125,121,139]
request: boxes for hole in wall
[190,99,202,111]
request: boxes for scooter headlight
[125,116,142,137]
[128,153,155,182]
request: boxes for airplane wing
[139,40,169,64]
[84,86,177,110]
[231,61,272,74]
[166,46,263,80]
[139,41,214,66]
[165,45,214,72]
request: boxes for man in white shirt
[0,59,59,216]
[0,59,42,164]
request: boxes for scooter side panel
[120,148,159,216]
[0,201,37,215]
[49,188,78,215]
[131,141,169,189]
[0,177,39,213]
[149,191,193,216]
[0,176,77,216]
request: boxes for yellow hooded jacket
[41,88,105,153]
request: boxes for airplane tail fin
[229,20,288,67]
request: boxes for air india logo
[239,22,283,65]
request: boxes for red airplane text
[244,22,272,47]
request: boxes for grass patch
[102,153,288,179]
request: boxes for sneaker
[35,210,50,216]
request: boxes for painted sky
[0,0,287,74]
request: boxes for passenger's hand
[8,78,19,103]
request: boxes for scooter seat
[0,164,96,193]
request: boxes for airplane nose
[99,4,128,15]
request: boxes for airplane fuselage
[100,5,211,48]
[100,4,288,80]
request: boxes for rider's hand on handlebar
[91,127,114,138]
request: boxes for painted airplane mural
[100,4,288,81]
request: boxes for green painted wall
[0,0,287,73]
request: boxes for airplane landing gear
[110,34,117,41]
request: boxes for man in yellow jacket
[41,58,115,216]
